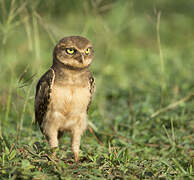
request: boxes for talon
[51,147,59,158]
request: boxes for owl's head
[53,36,94,70]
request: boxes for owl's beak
[76,54,84,64]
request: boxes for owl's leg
[48,132,58,148]
[44,126,59,148]
[71,114,87,163]
[71,129,82,163]
[45,129,59,158]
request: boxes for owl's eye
[66,48,76,55]
[85,48,90,55]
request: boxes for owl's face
[53,36,94,69]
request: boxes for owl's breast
[51,84,90,115]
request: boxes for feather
[34,68,55,131]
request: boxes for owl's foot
[50,147,59,159]
[74,151,79,163]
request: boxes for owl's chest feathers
[50,70,90,115]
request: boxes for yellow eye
[85,48,90,55]
[66,48,75,55]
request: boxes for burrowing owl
[35,36,95,162]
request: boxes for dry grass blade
[7,1,27,25]
[34,12,57,45]
[151,92,194,118]
[156,10,166,107]
[32,14,40,59]
[18,65,29,83]
[18,73,37,88]
[4,72,14,124]
[19,80,35,135]
[0,0,7,21]
[21,7,33,51]
[88,125,103,145]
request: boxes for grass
[0,0,194,179]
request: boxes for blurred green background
[0,0,194,179]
